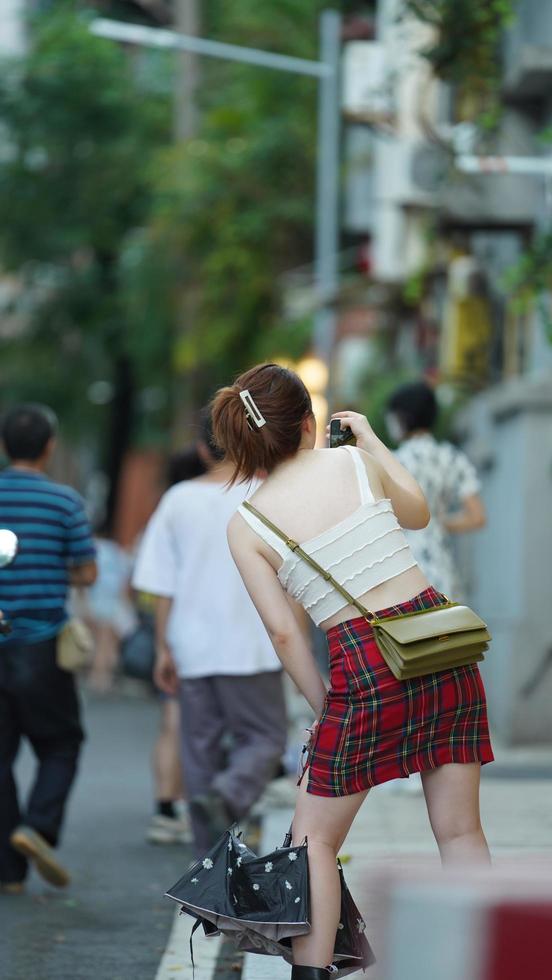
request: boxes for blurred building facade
[340,0,552,743]
[342,0,552,385]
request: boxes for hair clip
[239,389,266,429]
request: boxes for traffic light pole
[314,11,341,369]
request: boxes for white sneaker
[146,813,193,845]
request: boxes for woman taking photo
[212,363,493,980]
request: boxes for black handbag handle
[282,827,308,849]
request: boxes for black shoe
[189,791,233,845]
[291,967,334,979]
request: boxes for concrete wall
[504,0,552,98]
[518,0,552,40]
[459,374,552,743]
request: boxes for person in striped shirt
[0,404,97,893]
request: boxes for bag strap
[242,500,378,624]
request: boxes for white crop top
[237,445,417,626]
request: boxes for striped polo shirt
[0,467,96,645]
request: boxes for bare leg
[153,698,185,802]
[291,772,368,968]
[88,622,118,693]
[421,763,490,867]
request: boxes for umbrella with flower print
[165,828,375,978]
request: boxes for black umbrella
[166,828,375,978]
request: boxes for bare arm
[228,516,327,717]
[443,493,486,534]
[286,594,312,645]
[153,594,179,695]
[69,560,97,586]
[330,411,430,530]
[154,594,172,651]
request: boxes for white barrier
[373,860,552,980]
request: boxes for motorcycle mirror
[0,529,18,568]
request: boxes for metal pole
[91,18,331,78]
[174,0,200,141]
[314,10,341,374]
[456,155,552,176]
[172,1,201,443]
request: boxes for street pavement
[0,688,186,980]
[2,688,552,980]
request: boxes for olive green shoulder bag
[242,501,491,681]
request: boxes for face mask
[385,413,405,444]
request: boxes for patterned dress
[395,433,481,598]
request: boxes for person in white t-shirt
[132,410,286,855]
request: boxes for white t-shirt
[132,478,280,679]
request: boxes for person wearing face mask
[386,381,486,600]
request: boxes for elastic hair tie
[239,389,266,430]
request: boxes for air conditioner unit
[374,139,449,207]
[342,42,393,123]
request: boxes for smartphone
[329,419,355,448]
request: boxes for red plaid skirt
[306,586,494,796]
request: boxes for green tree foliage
[402,0,517,127]
[503,230,552,342]
[0,7,171,433]
[1,0,327,477]
[128,0,326,407]
[0,6,171,517]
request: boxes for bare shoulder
[352,446,386,494]
[227,509,247,545]
[353,446,375,465]
[227,512,250,566]
[227,508,261,556]
[227,510,241,533]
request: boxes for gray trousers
[178,670,287,853]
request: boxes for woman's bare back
[248,447,430,629]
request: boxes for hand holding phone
[329,418,355,448]
[328,412,379,453]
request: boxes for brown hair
[211,363,313,484]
